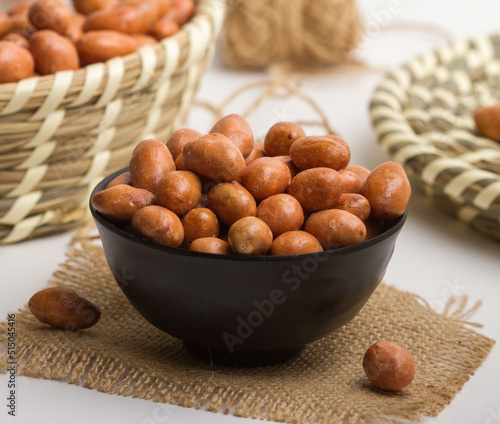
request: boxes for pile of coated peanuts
[92,114,411,256]
[0,0,194,82]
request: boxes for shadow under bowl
[90,168,407,366]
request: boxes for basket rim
[370,35,500,199]
[0,0,226,245]
[369,32,500,239]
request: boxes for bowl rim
[90,168,407,262]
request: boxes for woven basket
[370,34,500,241]
[0,0,225,245]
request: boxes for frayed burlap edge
[0,232,495,424]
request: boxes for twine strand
[194,68,338,136]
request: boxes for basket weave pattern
[0,0,225,244]
[370,34,500,240]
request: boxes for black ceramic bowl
[90,168,406,365]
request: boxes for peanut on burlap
[0,230,495,424]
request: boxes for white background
[1,1,500,423]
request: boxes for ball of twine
[221,0,362,70]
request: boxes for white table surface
[1,1,500,423]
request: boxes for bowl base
[183,343,303,367]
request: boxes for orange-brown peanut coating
[345,164,370,186]
[271,155,301,178]
[166,128,202,160]
[156,170,201,215]
[363,341,415,391]
[83,5,149,34]
[264,121,306,157]
[156,0,171,16]
[170,0,195,25]
[270,231,323,255]
[189,237,232,255]
[77,30,138,64]
[29,30,79,74]
[69,12,85,27]
[121,0,161,32]
[92,184,155,222]
[183,133,246,182]
[29,287,101,330]
[326,134,351,157]
[28,0,71,34]
[131,205,184,247]
[182,207,219,244]
[149,15,179,40]
[287,167,343,211]
[305,209,366,249]
[1,33,29,49]
[93,118,412,254]
[129,138,175,193]
[0,40,34,82]
[210,114,254,158]
[257,193,304,237]
[338,169,364,194]
[9,15,35,38]
[242,157,291,201]
[207,182,256,227]
[174,153,187,170]
[131,33,157,48]
[245,142,267,165]
[0,12,11,38]
[106,171,132,188]
[362,161,411,220]
[228,216,273,256]
[72,0,119,15]
[289,135,350,171]
[8,2,35,38]
[331,193,371,222]
[64,15,84,44]
[8,1,33,18]
[474,104,500,142]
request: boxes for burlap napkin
[0,235,495,424]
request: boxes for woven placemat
[0,235,495,424]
